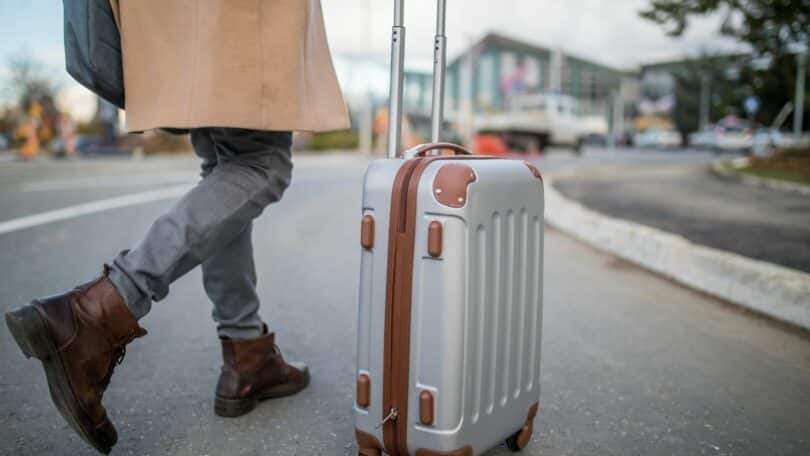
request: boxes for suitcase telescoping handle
[386,0,449,158]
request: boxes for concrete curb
[544,176,810,331]
[711,157,810,196]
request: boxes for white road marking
[0,184,192,236]
[20,172,199,192]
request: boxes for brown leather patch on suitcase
[356,429,384,456]
[516,401,540,449]
[524,162,543,181]
[433,163,476,208]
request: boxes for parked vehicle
[751,128,785,156]
[634,128,681,149]
[714,124,753,152]
[688,127,717,149]
[474,92,608,153]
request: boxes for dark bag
[63,0,125,109]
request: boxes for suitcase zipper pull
[375,407,398,429]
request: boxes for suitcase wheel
[506,422,533,452]
[505,430,522,452]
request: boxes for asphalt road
[554,155,810,273]
[1,150,809,455]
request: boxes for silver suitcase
[354,2,545,455]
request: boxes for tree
[2,52,62,146]
[4,52,59,115]
[640,0,810,130]
[639,0,809,58]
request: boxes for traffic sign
[744,96,760,115]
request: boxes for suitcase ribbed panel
[406,159,544,455]
[467,208,542,424]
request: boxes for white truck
[473,93,608,153]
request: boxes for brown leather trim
[419,390,434,425]
[361,215,375,249]
[427,221,443,258]
[383,156,495,455]
[414,446,473,456]
[356,429,384,456]
[357,374,371,408]
[433,163,476,208]
[382,158,420,454]
[516,401,540,449]
[524,162,543,181]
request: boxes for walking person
[5,1,349,454]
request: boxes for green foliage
[641,0,810,131]
[306,129,359,151]
[742,148,810,185]
[668,55,747,134]
[640,0,809,57]
[76,121,100,135]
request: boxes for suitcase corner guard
[356,429,384,456]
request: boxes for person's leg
[203,222,263,339]
[181,127,265,339]
[107,128,293,322]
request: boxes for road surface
[554,158,810,273]
[1,150,809,455]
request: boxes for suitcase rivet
[435,188,442,194]
[457,197,464,203]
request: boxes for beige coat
[115,0,349,133]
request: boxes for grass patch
[305,129,359,151]
[740,147,810,186]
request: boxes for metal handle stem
[386,1,406,158]
[430,0,447,143]
[387,0,449,157]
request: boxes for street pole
[794,51,806,140]
[699,73,710,130]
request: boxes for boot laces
[97,345,129,396]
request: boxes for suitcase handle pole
[430,0,447,143]
[386,0,406,158]
[386,0,449,158]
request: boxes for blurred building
[439,33,623,117]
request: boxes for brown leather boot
[5,270,147,454]
[215,329,310,417]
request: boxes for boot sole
[214,370,311,418]
[5,305,114,454]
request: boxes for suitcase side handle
[403,142,472,159]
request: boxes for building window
[477,54,495,110]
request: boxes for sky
[0,0,746,116]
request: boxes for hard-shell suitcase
[354,2,545,455]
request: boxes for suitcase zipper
[383,155,492,454]
[376,407,398,430]
[383,158,421,454]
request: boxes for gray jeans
[108,128,293,339]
